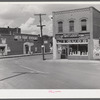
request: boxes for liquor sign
[93,39,100,59]
[55,33,90,39]
[57,38,88,44]
[93,48,100,59]
[14,35,38,41]
[63,33,79,38]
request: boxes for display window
[69,44,88,56]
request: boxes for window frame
[81,18,87,31]
[69,20,74,32]
[58,21,63,33]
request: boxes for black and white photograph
[0,1,100,98]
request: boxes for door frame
[61,45,68,59]
[0,44,7,55]
[23,42,34,54]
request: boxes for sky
[0,2,100,36]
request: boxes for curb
[47,59,100,63]
[0,53,52,59]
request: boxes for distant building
[0,27,52,56]
[53,7,100,60]
[0,26,21,35]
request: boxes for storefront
[55,33,89,59]
[53,7,100,60]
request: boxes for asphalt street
[0,54,100,89]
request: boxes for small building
[0,27,52,56]
[52,7,100,60]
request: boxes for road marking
[0,73,26,81]
[14,61,49,74]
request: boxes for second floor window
[81,19,87,31]
[69,20,74,32]
[58,21,63,32]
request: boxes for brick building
[0,27,52,56]
[0,26,21,35]
[53,7,100,60]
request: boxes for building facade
[0,27,52,56]
[0,26,21,35]
[53,7,100,60]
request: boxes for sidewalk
[47,59,100,63]
[0,52,52,59]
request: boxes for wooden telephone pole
[34,14,46,60]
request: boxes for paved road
[0,54,100,89]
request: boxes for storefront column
[53,37,57,59]
[88,8,94,60]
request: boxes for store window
[58,21,63,33]
[69,44,88,55]
[69,20,74,32]
[81,19,87,31]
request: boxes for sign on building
[1,38,6,44]
[93,39,100,59]
[14,35,38,41]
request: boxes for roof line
[52,6,98,13]
[91,6,100,14]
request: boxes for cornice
[53,7,91,15]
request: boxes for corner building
[53,7,100,60]
[0,27,52,56]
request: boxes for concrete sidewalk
[47,59,100,63]
[0,52,52,59]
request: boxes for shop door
[0,46,5,55]
[25,45,29,54]
[61,46,68,59]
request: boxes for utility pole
[34,14,46,60]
